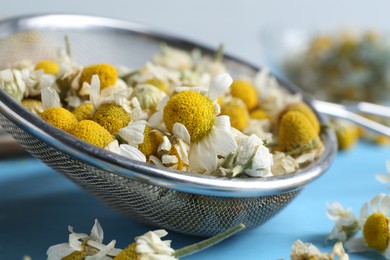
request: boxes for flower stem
[174,223,245,258]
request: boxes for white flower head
[326,202,359,242]
[0,69,26,102]
[135,229,177,260]
[153,44,193,70]
[345,193,390,258]
[150,73,237,174]
[232,134,273,177]
[291,240,349,260]
[41,87,61,109]
[47,219,121,260]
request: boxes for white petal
[118,120,147,146]
[41,87,60,108]
[119,144,146,162]
[208,73,232,101]
[371,193,385,213]
[214,115,231,131]
[89,75,101,109]
[344,237,369,253]
[208,127,237,156]
[189,140,217,173]
[89,219,104,243]
[156,95,170,111]
[46,243,75,260]
[85,240,117,260]
[379,194,390,215]
[162,155,179,164]
[376,174,390,184]
[158,136,172,152]
[359,202,370,225]
[148,111,163,128]
[173,123,191,144]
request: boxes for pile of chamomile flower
[0,44,324,177]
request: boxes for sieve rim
[0,13,337,197]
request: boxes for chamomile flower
[231,134,273,177]
[230,79,258,110]
[375,160,390,185]
[46,219,121,260]
[69,120,114,148]
[345,193,390,258]
[152,73,237,173]
[34,60,59,75]
[326,202,359,242]
[153,44,193,70]
[115,230,176,260]
[271,152,300,176]
[79,63,118,90]
[291,240,349,260]
[133,83,166,110]
[0,69,26,102]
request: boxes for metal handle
[312,100,390,137]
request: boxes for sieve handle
[312,100,390,137]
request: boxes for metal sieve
[0,14,337,236]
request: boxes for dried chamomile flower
[0,69,26,102]
[220,98,250,131]
[284,102,320,134]
[47,219,121,260]
[291,240,349,260]
[40,107,78,133]
[146,77,169,94]
[345,193,390,259]
[21,98,43,115]
[154,73,237,173]
[34,60,59,75]
[326,202,359,242]
[92,103,131,134]
[79,63,118,90]
[230,79,258,110]
[153,44,193,70]
[115,223,245,260]
[277,111,321,155]
[72,103,94,121]
[133,84,166,110]
[69,120,114,148]
[271,152,300,176]
[215,134,273,177]
[330,119,360,150]
[375,160,390,186]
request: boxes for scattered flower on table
[326,202,359,242]
[344,193,390,259]
[47,219,245,260]
[290,240,349,260]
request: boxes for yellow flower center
[163,91,215,142]
[72,103,94,121]
[250,108,269,120]
[34,60,59,75]
[278,111,319,153]
[114,242,139,260]
[138,125,161,158]
[230,79,258,110]
[169,145,188,170]
[334,123,360,150]
[285,102,320,134]
[79,63,117,90]
[92,103,130,134]
[363,212,390,252]
[40,106,78,133]
[69,120,113,148]
[220,98,249,131]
